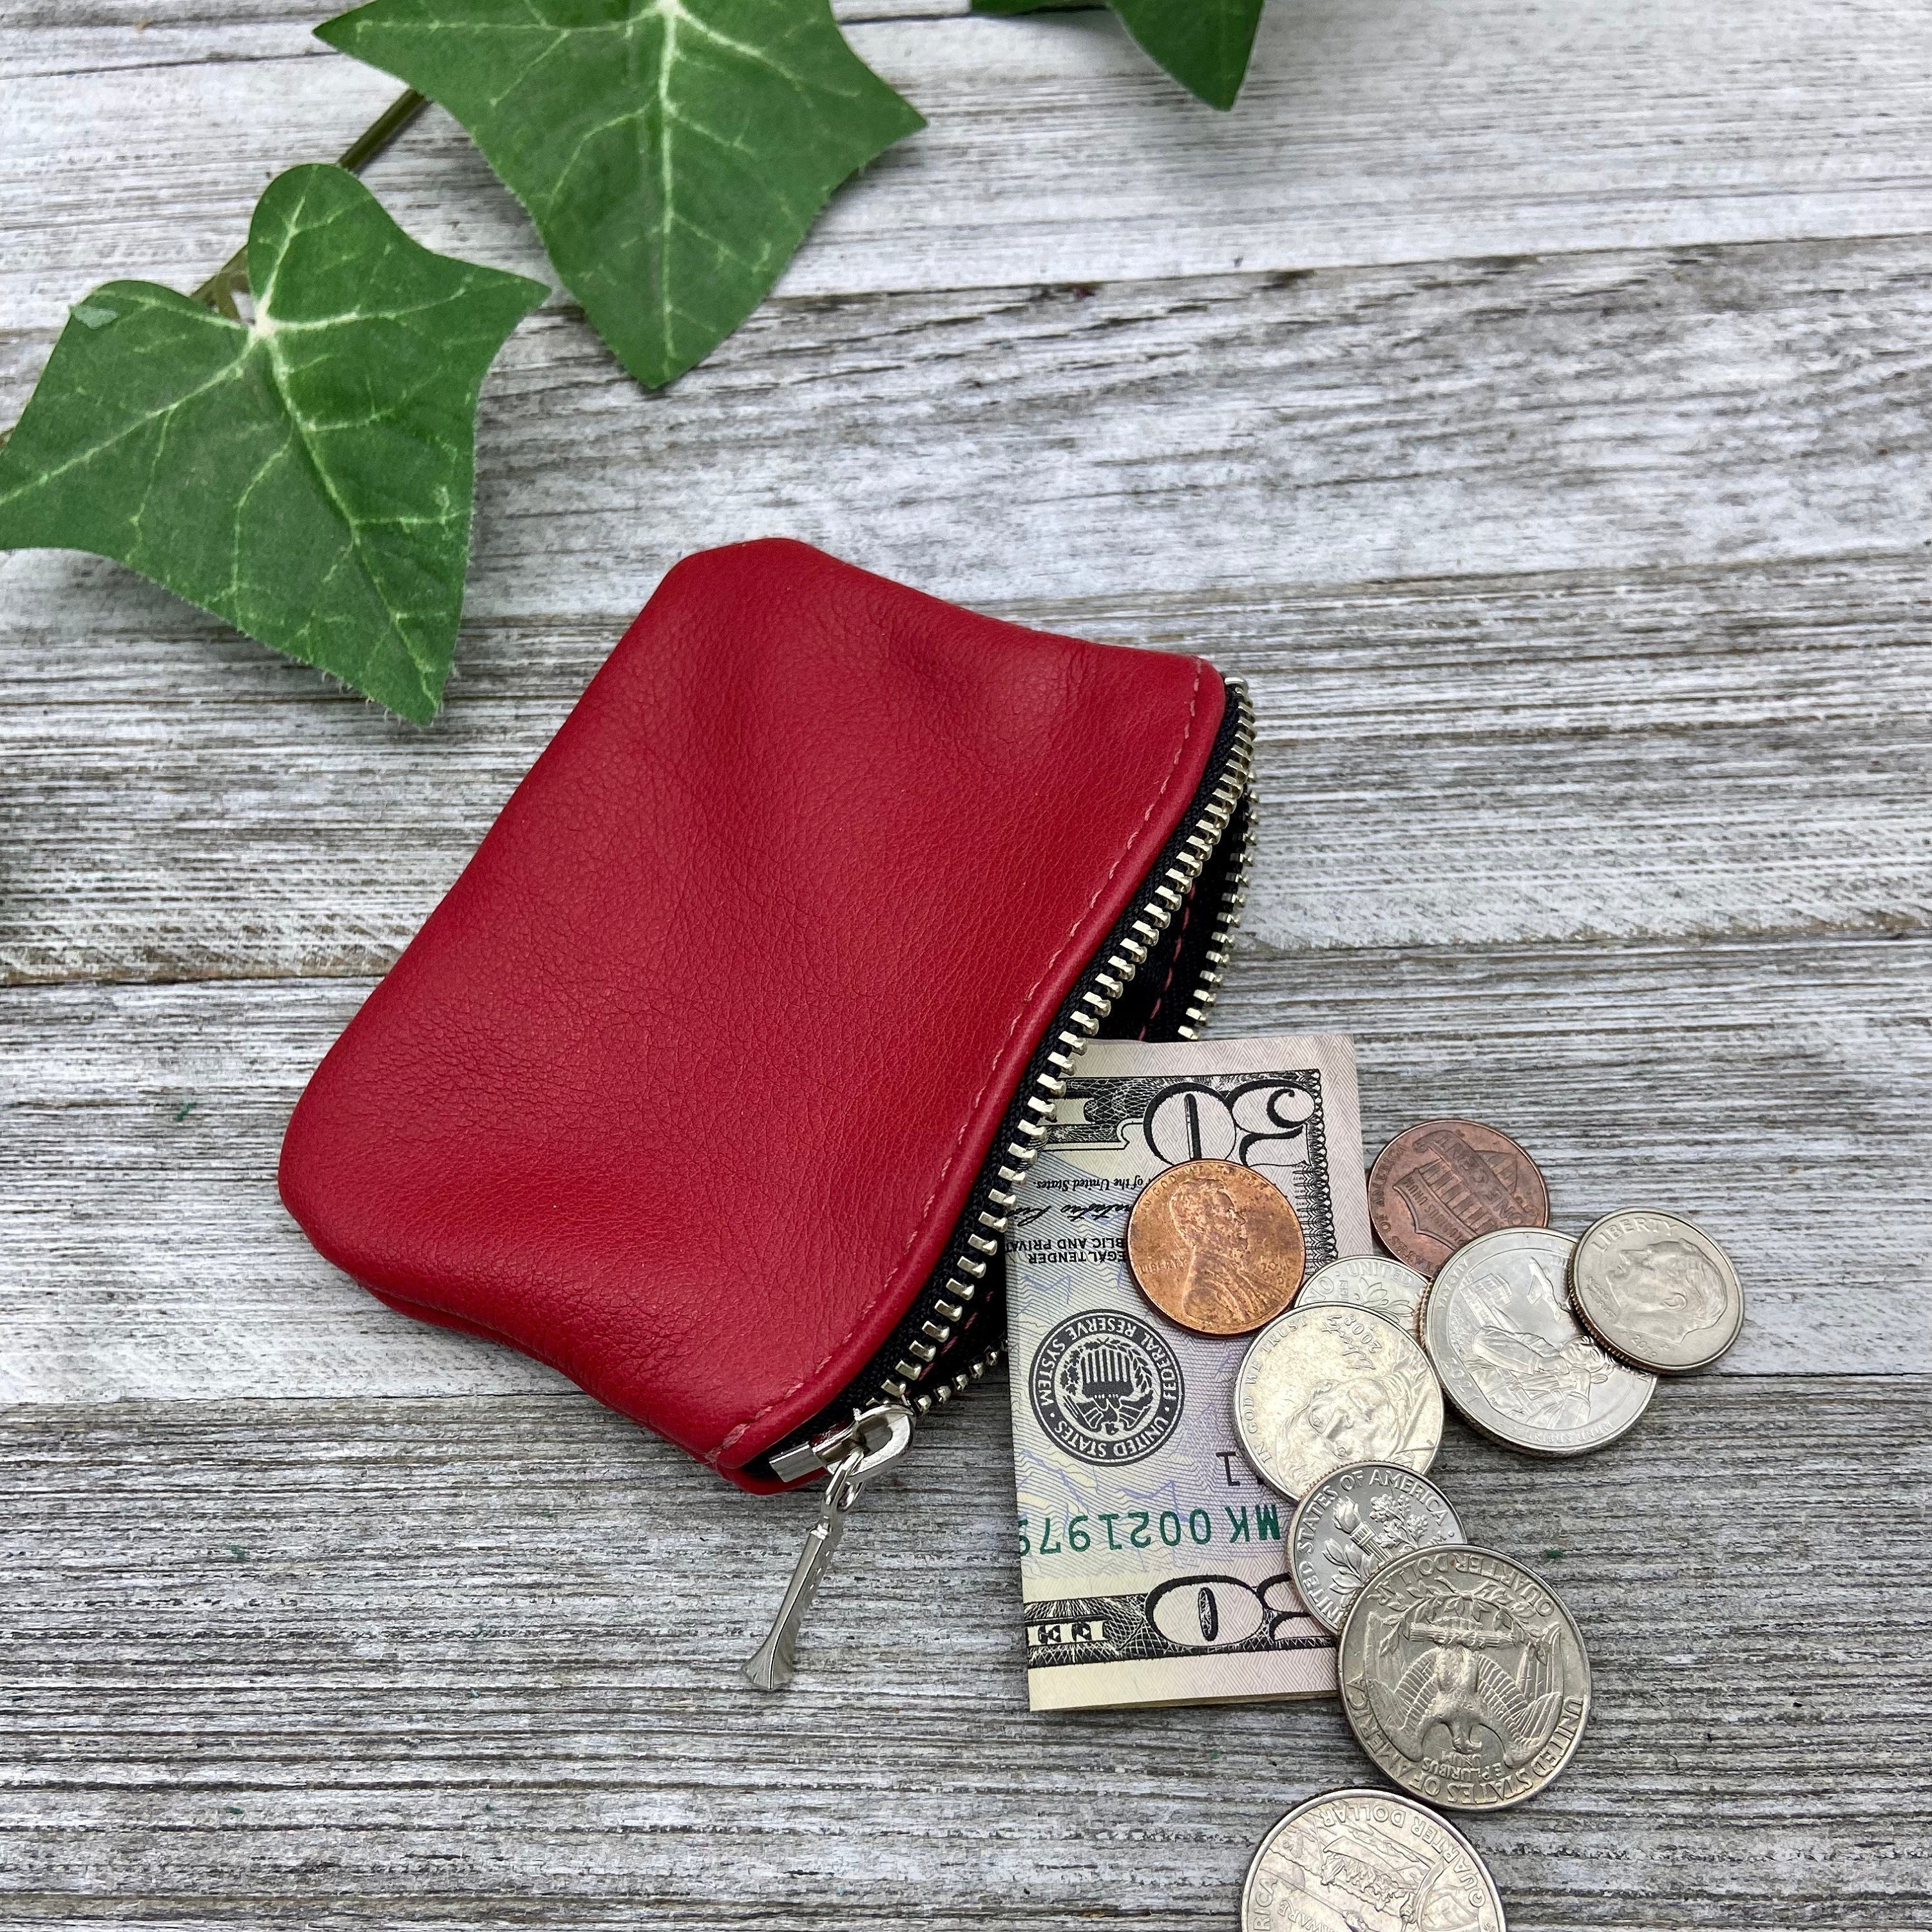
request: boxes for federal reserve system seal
[1423,1227,1654,1456]
[1028,1308,1185,1466]
[1288,1462,1464,1634]
[1295,1254,1430,1336]
[1234,1305,1442,1500]
[1569,1209,1744,1373]
[1242,1786,1507,1932]
[1338,1544,1591,1811]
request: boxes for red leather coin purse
[280,539,1254,1505]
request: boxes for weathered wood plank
[0,1379,1925,1927]
[9,0,955,28]
[5,6,1927,1928]
[6,236,1931,980]
[10,231,1931,641]
[3,935,1925,1406]
[3,552,1926,983]
[6,1,1932,343]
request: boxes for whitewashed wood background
[3,2,1929,1926]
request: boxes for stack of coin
[1368,1123,1744,1455]
[1136,1120,1747,1927]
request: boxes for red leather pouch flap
[280,540,1253,1487]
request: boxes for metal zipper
[743,1403,914,1689]
[744,682,1257,1688]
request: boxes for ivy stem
[337,88,433,175]
[193,88,431,316]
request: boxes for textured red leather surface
[280,539,1225,1483]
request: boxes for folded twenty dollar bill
[1006,1033,1372,1711]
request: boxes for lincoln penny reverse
[1368,1119,1550,1278]
[1127,1158,1305,1335]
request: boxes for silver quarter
[1339,1543,1590,1812]
[1423,1228,1654,1455]
[1235,1305,1443,1502]
[1295,1254,1430,1337]
[1569,1209,1743,1373]
[1242,1785,1507,1932]
[1289,1462,1464,1634]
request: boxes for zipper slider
[743,1402,914,1690]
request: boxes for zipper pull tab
[743,1403,913,1691]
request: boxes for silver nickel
[1424,1228,1654,1456]
[1569,1209,1744,1373]
[1242,1785,1506,1932]
[1289,1462,1464,1634]
[1296,1254,1430,1337]
[1339,1543,1591,1812]
[1235,1306,1443,1502]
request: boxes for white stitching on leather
[716,660,1212,1464]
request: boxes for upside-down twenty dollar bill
[1006,1033,1372,1711]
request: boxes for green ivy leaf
[973,0,1263,111]
[316,0,926,391]
[1110,0,1263,108]
[0,165,543,722]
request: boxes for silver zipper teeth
[1176,770,1258,1043]
[879,681,1258,1417]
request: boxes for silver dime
[1569,1209,1743,1373]
[1289,1462,1464,1634]
[1339,1543,1590,1812]
[1295,1254,1430,1337]
[1242,1785,1506,1932]
[1235,1305,1443,1502]
[1423,1227,1654,1456]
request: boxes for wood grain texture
[6,232,1932,980]
[1,1380,1926,1928]
[3,554,1927,982]
[3,935,1926,1406]
[6,1,1932,335]
[5,1,1931,1922]
[10,230,1932,635]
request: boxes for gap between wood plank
[3,937,1926,1395]
[0,1377,1925,1929]
[8,3,1932,323]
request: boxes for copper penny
[1367,1119,1549,1279]
[1126,1158,1306,1335]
